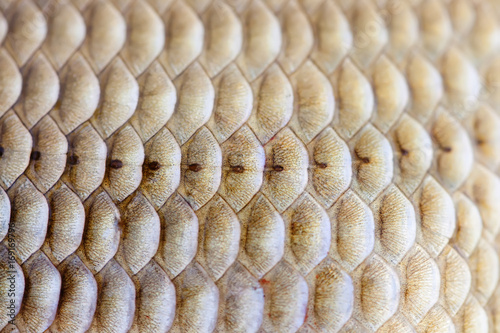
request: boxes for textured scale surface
[0,0,500,332]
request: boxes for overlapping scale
[0,1,498,332]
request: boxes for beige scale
[0,0,499,332]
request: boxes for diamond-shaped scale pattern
[0,0,499,332]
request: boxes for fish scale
[0,0,499,332]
